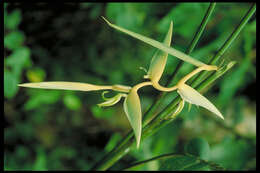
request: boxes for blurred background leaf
[185,137,210,160]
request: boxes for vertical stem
[191,3,256,88]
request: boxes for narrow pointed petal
[177,84,224,119]
[102,17,205,67]
[18,82,112,91]
[123,90,142,148]
[147,21,173,83]
[97,93,125,107]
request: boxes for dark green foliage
[185,138,210,160]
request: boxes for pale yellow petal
[18,82,112,91]
[98,93,126,107]
[146,21,173,83]
[102,17,205,67]
[177,84,224,119]
[123,90,142,148]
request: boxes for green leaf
[159,155,199,170]
[123,90,142,148]
[157,3,208,39]
[5,47,31,77]
[23,90,61,110]
[185,138,210,160]
[123,153,224,171]
[4,31,25,50]
[26,67,46,82]
[63,94,82,111]
[5,9,22,30]
[5,47,31,67]
[106,3,145,32]
[217,58,250,108]
[91,105,115,119]
[33,148,47,171]
[105,133,122,152]
[145,21,173,83]
[210,136,254,170]
[102,17,206,67]
[4,70,19,99]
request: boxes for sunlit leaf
[123,89,142,148]
[4,31,25,50]
[102,17,206,67]
[63,94,82,111]
[91,106,115,119]
[5,47,31,77]
[4,70,19,99]
[5,9,22,30]
[24,90,61,110]
[26,68,46,82]
[177,84,224,119]
[145,21,173,83]
[18,82,112,91]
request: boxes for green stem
[121,153,183,170]
[191,3,256,88]
[186,3,216,55]
[121,153,225,171]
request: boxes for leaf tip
[18,83,29,87]
[170,20,173,28]
[101,16,112,26]
[218,113,225,120]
